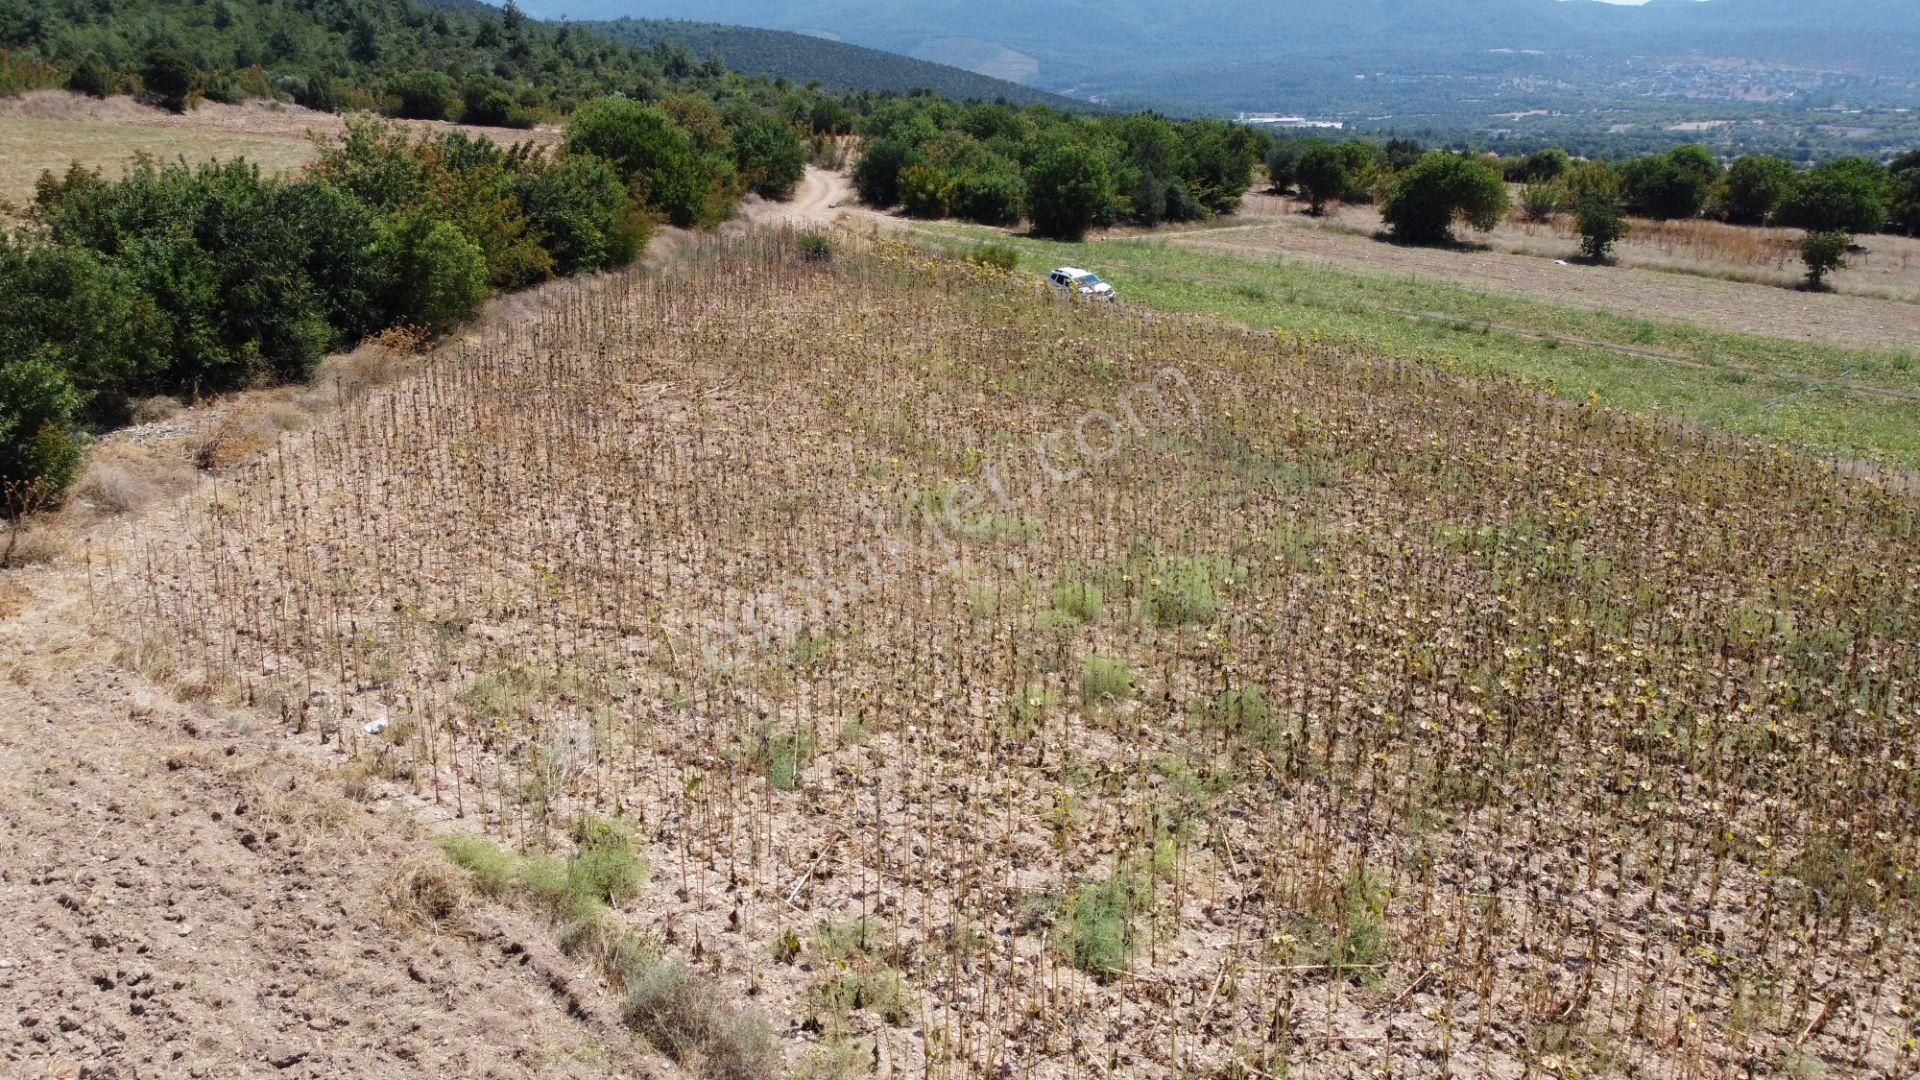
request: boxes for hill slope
[514,0,1920,113]
[583,18,1091,108]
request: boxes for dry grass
[0,90,561,207]
[104,231,1920,1078]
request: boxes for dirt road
[0,556,662,1077]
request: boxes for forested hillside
[583,18,1088,109]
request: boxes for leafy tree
[1519,181,1566,223]
[0,356,84,517]
[1773,160,1887,234]
[1889,161,1920,237]
[1264,141,1302,193]
[1713,155,1794,225]
[385,70,460,121]
[852,137,921,207]
[951,171,1024,227]
[1622,145,1719,220]
[898,163,954,219]
[729,113,805,200]
[1575,196,1629,262]
[1799,230,1849,290]
[513,151,648,276]
[564,97,717,228]
[1506,148,1570,184]
[1380,153,1509,246]
[1294,142,1350,216]
[369,211,488,333]
[1026,142,1111,241]
[140,46,197,112]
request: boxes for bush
[852,137,921,208]
[385,70,460,121]
[565,97,720,228]
[1080,655,1134,705]
[1800,230,1850,290]
[1026,142,1111,241]
[1773,161,1886,235]
[1059,874,1135,979]
[1622,145,1718,220]
[897,163,953,219]
[66,57,109,98]
[796,232,833,262]
[1576,197,1630,262]
[514,151,648,276]
[965,242,1019,273]
[1381,152,1510,245]
[0,357,85,516]
[1519,181,1566,223]
[369,210,488,333]
[951,171,1025,226]
[730,113,806,200]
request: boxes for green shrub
[385,69,460,121]
[797,232,834,262]
[1080,655,1134,706]
[898,163,954,218]
[1576,196,1630,262]
[1026,142,1112,241]
[624,958,779,1079]
[1138,554,1244,627]
[761,726,817,790]
[439,835,519,898]
[952,171,1025,226]
[731,112,806,200]
[1059,874,1135,978]
[1519,181,1565,223]
[1381,152,1510,246]
[1050,579,1104,624]
[1774,160,1886,234]
[1800,230,1850,291]
[0,360,85,517]
[565,97,721,229]
[965,243,1019,273]
[369,210,488,333]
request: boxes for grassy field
[107,232,1920,1078]
[900,221,1920,467]
[0,115,318,206]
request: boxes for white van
[1047,267,1117,301]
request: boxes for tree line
[0,95,808,516]
[850,98,1266,240]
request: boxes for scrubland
[96,232,1920,1077]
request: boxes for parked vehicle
[1047,267,1117,301]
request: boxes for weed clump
[797,232,834,262]
[1058,873,1136,979]
[1080,655,1134,706]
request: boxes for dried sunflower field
[111,232,1918,1078]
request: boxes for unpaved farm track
[0,572,663,1078]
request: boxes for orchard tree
[1576,196,1630,262]
[1294,142,1350,216]
[1380,152,1509,246]
[1623,144,1719,220]
[1773,160,1887,234]
[1714,155,1794,225]
[1799,230,1849,290]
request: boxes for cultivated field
[94,233,1919,1078]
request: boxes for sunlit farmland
[113,232,1920,1078]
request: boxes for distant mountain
[581,19,1090,108]
[515,0,1920,112]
